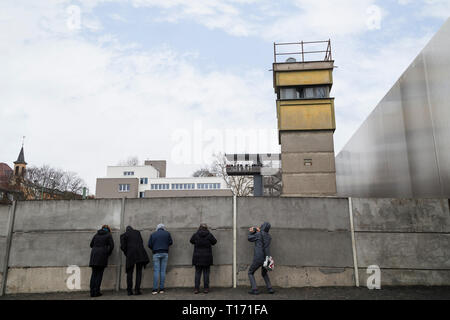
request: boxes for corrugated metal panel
[336,19,450,198]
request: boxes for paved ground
[1,287,450,300]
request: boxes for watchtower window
[280,86,329,100]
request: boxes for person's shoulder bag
[261,233,274,271]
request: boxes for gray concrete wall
[281,130,337,197]
[4,200,122,293]
[236,197,354,287]
[352,198,450,287]
[2,197,450,293]
[0,205,10,289]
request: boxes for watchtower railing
[274,40,332,63]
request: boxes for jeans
[126,262,145,292]
[194,266,210,289]
[248,261,272,291]
[153,253,169,290]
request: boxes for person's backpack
[261,233,274,271]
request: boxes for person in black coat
[247,222,274,295]
[190,224,217,294]
[89,225,114,297]
[120,226,150,296]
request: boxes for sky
[0,0,449,194]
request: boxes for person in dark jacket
[120,226,150,296]
[190,224,217,294]
[247,222,274,295]
[89,225,114,297]
[148,223,173,294]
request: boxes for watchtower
[273,40,337,196]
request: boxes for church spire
[13,139,27,178]
[14,146,27,165]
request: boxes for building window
[280,86,329,100]
[119,184,130,192]
[139,192,145,198]
[151,184,169,190]
[140,178,148,185]
[197,183,219,190]
[123,171,135,176]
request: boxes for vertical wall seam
[348,197,360,287]
[115,198,126,292]
[233,195,237,289]
[423,54,445,197]
[1,201,17,296]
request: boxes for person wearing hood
[89,225,114,297]
[247,222,274,295]
[120,226,150,296]
[148,223,173,294]
[190,224,217,294]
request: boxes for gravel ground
[1,286,450,300]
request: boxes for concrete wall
[1,197,450,294]
[236,197,354,287]
[352,198,450,286]
[0,205,10,289]
[5,200,122,293]
[281,130,337,196]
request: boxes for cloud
[0,1,278,193]
[1,0,447,193]
[421,0,450,19]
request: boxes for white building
[95,160,232,199]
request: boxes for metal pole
[1,201,17,296]
[348,198,360,287]
[273,42,276,63]
[115,197,126,292]
[301,41,304,62]
[233,195,237,289]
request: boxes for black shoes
[135,290,142,295]
[248,288,274,295]
[90,292,102,298]
[127,290,134,296]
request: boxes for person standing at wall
[120,226,150,296]
[148,223,173,295]
[190,224,217,294]
[89,225,114,297]
[247,222,275,295]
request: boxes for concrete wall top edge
[352,198,450,233]
[124,197,233,229]
[14,199,122,232]
[237,197,350,231]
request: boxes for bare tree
[210,153,254,197]
[192,168,216,177]
[117,156,140,166]
[24,165,88,200]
